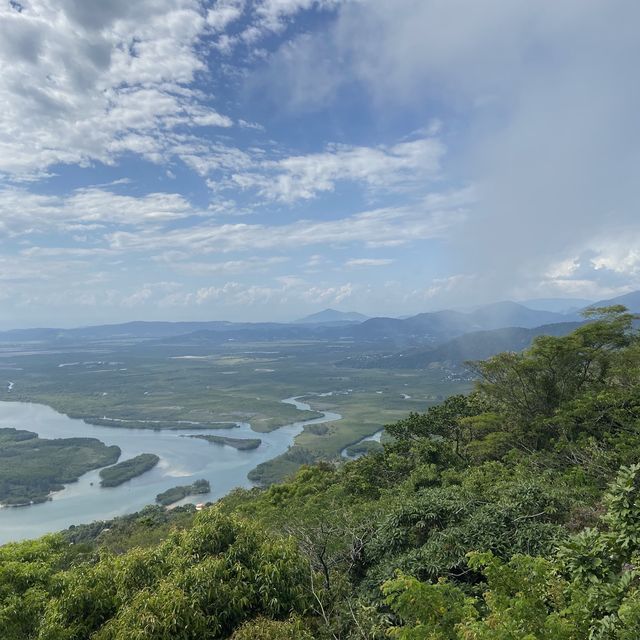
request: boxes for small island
[99,453,160,487]
[0,427,121,506]
[155,479,210,506]
[187,434,262,450]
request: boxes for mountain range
[0,293,637,351]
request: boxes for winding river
[0,397,341,544]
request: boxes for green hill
[349,321,582,369]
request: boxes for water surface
[0,397,340,543]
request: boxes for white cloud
[179,134,445,205]
[537,239,640,300]
[0,186,198,235]
[185,278,354,309]
[418,274,474,301]
[184,136,444,203]
[210,0,343,54]
[300,282,353,304]
[257,0,640,304]
[169,256,289,275]
[207,0,245,32]
[345,258,394,267]
[109,190,468,254]
[121,287,154,307]
[0,0,233,176]
[254,0,340,30]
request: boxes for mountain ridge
[295,308,369,324]
[0,294,636,346]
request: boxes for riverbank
[0,395,341,544]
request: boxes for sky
[1,0,639,328]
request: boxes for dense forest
[0,429,120,506]
[3,306,640,639]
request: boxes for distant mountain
[0,328,66,343]
[518,297,593,314]
[295,309,368,324]
[468,301,574,328]
[0,301,580,348]
[589,290,640,313]
[347,302,571,347]
[0,321,237,343]
[344,321,583,370]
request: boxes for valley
[0,328,471,539]
[0,295,633,542]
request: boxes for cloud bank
[0,0,638,325]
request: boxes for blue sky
[1,0,639,328]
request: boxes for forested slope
[3,306,640,639]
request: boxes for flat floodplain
[0,337,470,541]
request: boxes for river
[340,429,384,459]
[0,397,341,544]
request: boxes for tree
[469,306,638,449]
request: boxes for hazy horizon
[0,294,610,332]
[1,1,639,328]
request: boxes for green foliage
[383,574,477,639]
[63,504,197,553]
[1,509,310,640]
[385,464,640,639]
[385,394,487,456]
[230,616,313,639]
[469,306,637,449]
[344,439,383,457]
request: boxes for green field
[0,339,471,482]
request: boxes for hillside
[520,296,594,313]
[591,290,640,312]
[346,321,582,369]
[3,307,640,639]
[345,302,572,346]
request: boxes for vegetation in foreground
[2,307,640,639]
[98,453,160,487]
[0,428,120,506]
[155,479,211,506]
